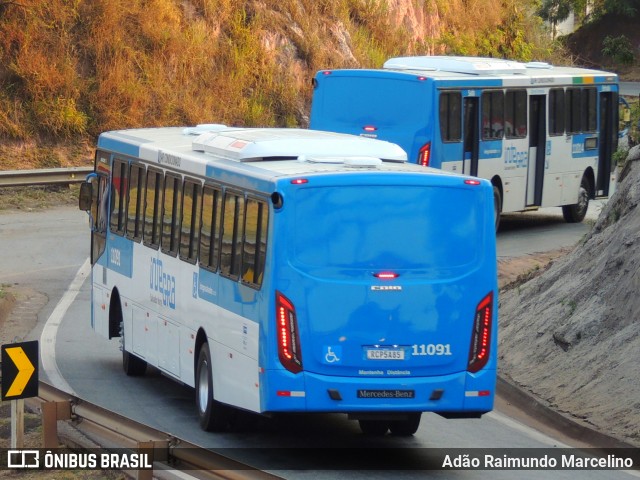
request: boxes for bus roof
[318,56,618,87]
[383,56,617,80]
[97,126,464,189]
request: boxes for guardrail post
[136,441,154,480]
[42,400,71,448]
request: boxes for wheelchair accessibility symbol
[323,346,341,364]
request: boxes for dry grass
[0,185,81,211]
[0,0,548,156]
[432,0,553,59]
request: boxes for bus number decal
[411,344,452,356]
[150,258,176,309]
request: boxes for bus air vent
[183,124,228,135]
[525,62,553,69]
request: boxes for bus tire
[389,412,422,436]
[358,419,389,435]
[493,185,502,232]
[121,321,147,376]
[562,177,589,223]
[196,343,232,432]
[123,350,147,376]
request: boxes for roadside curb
[496,375,637,449]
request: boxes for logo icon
[7,450,40,468]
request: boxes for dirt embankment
[498,147,640,447]
[564,12,640,81]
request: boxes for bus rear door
[527,95,546,207]
[597,91,616,197]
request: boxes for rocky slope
[498,147,640,447]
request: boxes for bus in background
[310,56,620,229]
[79,126,498,436]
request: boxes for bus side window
[96,175,109,234]
[180,179,202,264]
[161,174,183,256]
[126,164,145,242]
[505,90,527,138]
[143,169,163,249]
[242,198,268,288]
[220,191,245,280]
[566,88,582,134]
[481,90,504,140]
[439,91,462,142]
[584,88,597,132]
[109,159,128,235]
[199,185,222,271]
[91,174,109,264]
[549,88,565,136]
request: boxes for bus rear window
[315,77,429,128]
[293,186,482,271]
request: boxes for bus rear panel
[264,172,497,417]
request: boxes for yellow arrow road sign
[5,347,36,397]
[2,340,39,400]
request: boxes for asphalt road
[620,82,640,97]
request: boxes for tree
[537,0,573,38]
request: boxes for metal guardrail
[0,167,93,187]
[30,381,281,480]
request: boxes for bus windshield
[293,185,482,270]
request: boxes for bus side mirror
[79,181,92,211]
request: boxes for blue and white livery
[310,56,620,228]
[79,126,498,435]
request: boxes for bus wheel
[121,325,147,376]
[562,177,589,223]
[389,413,422,436]
[493,185,502,232]
[123,350,147,376]
[196,343,232,432]
[358,419,389,435]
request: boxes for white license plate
[366,348,405,360]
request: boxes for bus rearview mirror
[79,182,92,211]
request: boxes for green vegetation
[602,34,635,65]
[537,0,640,36]
[0,0,553,156]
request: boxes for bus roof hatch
[191,128,407,163]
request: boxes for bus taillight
[467,292,493,373]
[276,292,303,374]
[418,142,431,167]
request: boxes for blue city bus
[310,56,620,229]
[79,126,498,435]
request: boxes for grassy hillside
[0,0,551,168]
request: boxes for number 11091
[411,344,452,356]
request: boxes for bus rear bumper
[261,368,496,414]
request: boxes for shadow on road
[498,211,567,234]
